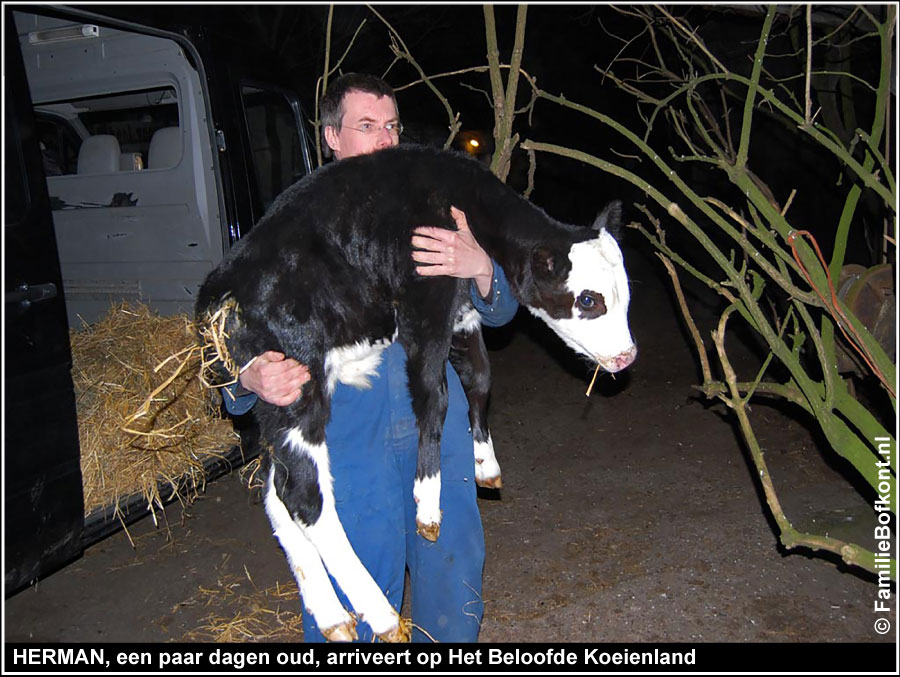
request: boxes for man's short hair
[320,73,398,158]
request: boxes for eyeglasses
[343,121,404,137]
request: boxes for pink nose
[605,346,637,373]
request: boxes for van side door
[4,8,84,594]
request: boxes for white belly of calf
[324,338,391,393]
[453,306,481,334]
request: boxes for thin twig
[804,5,813,124]
[656,253,712,383]
[367,4,461,149]
[314,5,335,167]
[654,5,730,75]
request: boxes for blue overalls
[225,264,518,642]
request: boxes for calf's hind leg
[263,461,356,641]
[268,422,405,641]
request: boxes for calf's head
[527,202,636,373]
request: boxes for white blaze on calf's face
[528,231,636,372]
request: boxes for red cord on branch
[786,230,894,399]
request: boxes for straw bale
[71,301,239,517]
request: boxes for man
[226,73,518,642]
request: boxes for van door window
[240,84,307,212]
[37,86,180,179]
[17,10,223,326]
[36,115,81,176]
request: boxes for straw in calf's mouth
[585,363,602,397]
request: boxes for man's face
[325,90,399,160]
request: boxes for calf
[451,199,625,490]
[195,144,636,641]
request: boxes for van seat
[77,135,121,174]
[147,127,182,169]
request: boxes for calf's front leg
[403,338,451,542]
[449,327,501,488]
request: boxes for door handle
[6,282,58,309]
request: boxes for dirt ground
[3,235,894,646]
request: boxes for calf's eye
[576,290,607,316]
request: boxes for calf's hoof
[416,520,441,542]
[475,474,502,489]
[322,619,358,642]
[377,617,412,643]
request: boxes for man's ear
[324,125,340,155]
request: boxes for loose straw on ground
[178,570,418,643]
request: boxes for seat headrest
[77,135,122,175]
[147,126,183,169]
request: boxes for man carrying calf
[223,73,518,642]
[211,74,637,643]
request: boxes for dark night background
[5,3,895,650]
[76,3,892,263]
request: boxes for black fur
[272,453,323,526]
[593,200,624,239]
[448,328,492,452]
[196,144,599,528]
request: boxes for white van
[5,5,314,592]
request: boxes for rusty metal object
[835,263,896,375]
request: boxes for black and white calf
[450,199,625,490]
[195,144,636,641]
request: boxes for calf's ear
[592,200,624,240]
[531,245,560,282]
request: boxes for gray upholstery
[77,135,121,174]
[147,126,182,169]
